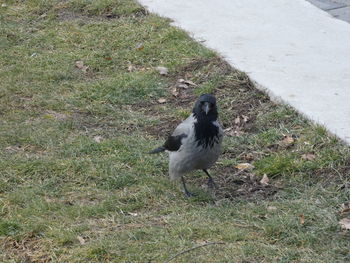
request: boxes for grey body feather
[168,114,223,180]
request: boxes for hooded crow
[149,94,223,196]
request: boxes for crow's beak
[203,102,210,115]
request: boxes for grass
[0,0,350,262]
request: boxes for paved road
[307,0,350,22]
[139,0,350,144]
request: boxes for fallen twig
[165,242,225,263]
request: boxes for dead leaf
[299,214,305,225]
[75,60,85,69]
[77,236,85,245]
[45,110,67,120]
[175,79,191,90]
[224,127,245,137]
[224,127,234,137]
[340,203,350,214]
[258,214,268,220]
[242,115,249,123]
[104,57,112,61]
[5,145,22,152]
[156,66,168,75]
[64,200,74,206]
[184,80,197,86]
[127,64,136,72]
[171,87,179,97]
[341,208,350,214]
[136,43,144,50]
[105,13,116,18]
[93,136,103,143]
[281,135,294,145]
[267,206,277,211]
[339,218,350,230]
[234,116,241,125]
[260,174,269,185]
[302,153,316,161]
[157,98,167,104]
[177,83,189,89]
[235,163,254,170]
[75,60,88,73]
[128,212,138,217]
[244,153,254,161]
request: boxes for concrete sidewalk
[139,0,350,144]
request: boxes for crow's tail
[148,146,166,154]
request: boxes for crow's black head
[193,94,218,120]
[192,94,219,148]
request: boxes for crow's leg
[203,169,216,189]
[181,176,194,197]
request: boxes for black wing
[163,133,187,151]
[148,133,187,154]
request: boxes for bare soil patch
[214,169,279,200]
[56,5,149,22]
[2,236,52,263]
